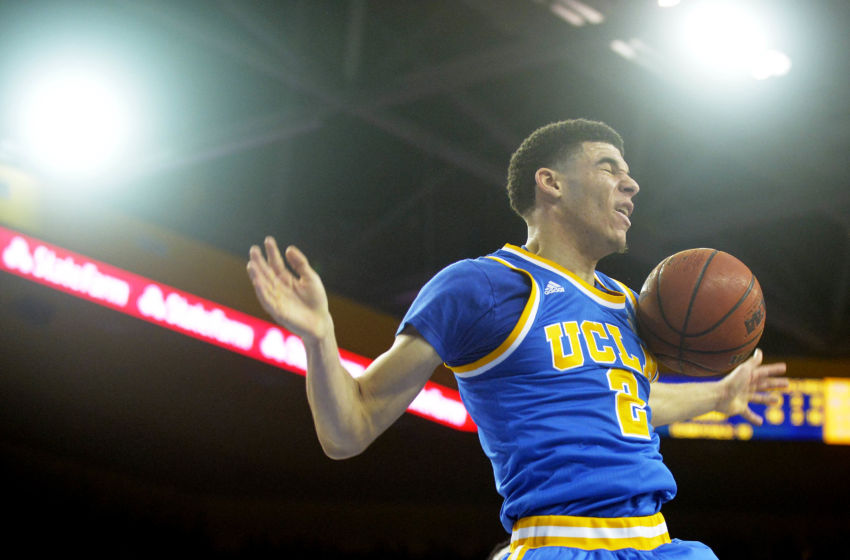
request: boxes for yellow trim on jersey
[611,278,638,309]
[449,256,540,378]
[642,346,661,383]
[501,244,626,307]
[511,513,671,552]
[607,277,659,383]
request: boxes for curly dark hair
[506,119,625,217]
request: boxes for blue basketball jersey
[401,244,677,533]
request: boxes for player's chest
[527,295,652,380]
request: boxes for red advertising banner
[0,224,476,432]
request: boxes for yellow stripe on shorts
[511,513,671,553]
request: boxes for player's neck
[524,227,599,285]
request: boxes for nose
[619,174,639,196]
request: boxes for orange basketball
[636,248,766,376]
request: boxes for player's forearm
[303,324,376,459]
[649,381,722,427]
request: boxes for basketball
[636,248,766,376]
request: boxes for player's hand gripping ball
[636,248,766,376]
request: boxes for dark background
[1,1,848,558]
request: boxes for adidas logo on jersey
[544,280,565,295]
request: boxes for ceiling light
[12,55,139,184]
[548,0,605,27]
[678,1,791,81]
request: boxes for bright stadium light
[11,55,139,185]
[677,1,791,81]
[751,48,792,80]
[681,2,766,77]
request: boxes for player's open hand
[715,349,788,425]
[247,237,331,343]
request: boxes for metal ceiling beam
[123,0,612,185]
[133,113,327,180]
[447,91,520,151]
[124,0,505,185]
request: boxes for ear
[534,167,563,202]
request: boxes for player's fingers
[247,258,276,296]
[284,245,317,282]
[731,348,763,377]
[264,236,291,279]
[750,392,783,406]
[247,246,267,281]
[741,407,764,426]
[250,271,295,320]
[753,365,789,392]
[247,245,279,287]
[249,255,296,312]
[758,362,788,377]
[766,392,783,406]
[759,376,789,391]
[247,269,274,308]
[749,348,764,367]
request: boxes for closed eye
[596,156,630,177]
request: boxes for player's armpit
[357,332,444,425]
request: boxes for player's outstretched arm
[649,349,788,427]
[247,237,442,459]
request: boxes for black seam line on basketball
[636,316,677,349]
[639,314,761,361]
[678,250,718,363]
[679,275,757,337]
[655,256,677,333]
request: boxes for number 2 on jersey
[607,368,651,440]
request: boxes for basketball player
[247,119,788,559]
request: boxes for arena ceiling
[3,0,849,358]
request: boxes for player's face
[557,141,640,257]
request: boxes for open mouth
[615,207,632,226]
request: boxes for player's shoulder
[418,252,530,310]
[428,257,488,288]
[433,251,524,283]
